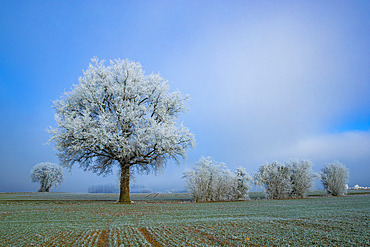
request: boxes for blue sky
[1,1,369,192]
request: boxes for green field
[1,193,369,246]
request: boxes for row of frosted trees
[183,157,349,202]
[31,158,349,201]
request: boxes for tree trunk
[38,181,46,192]
[119,163,131,203]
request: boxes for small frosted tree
[49,58,195,203]
[230,167,251,200]
[183,157,251,202]
[286,160,315,198]
[183,157,222,202]
[320,161,349,196]
[254,162,292,199]
[31,162,64,192]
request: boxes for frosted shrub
[287,160,315,198]
[231,167,251,200]
[183,157,222,202]
[31,162,64,192]
[255,160,315,199]
[183,157,251,202]
[254,162,292,199]
[321,161,349,196]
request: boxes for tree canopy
[254,160,315,199]
[49,58,195,202]
[31,162,64,192]
[321,161,349,196]
[183,156,251,202]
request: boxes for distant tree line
[88,184,119,193]
[88,184,153,193]
[183,157,349,202]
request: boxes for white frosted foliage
[321,161,349,196]
[286,160,315,198]
[49,58,195,202]
[31,162,64,192]
[254,160,315,199]
[183,157,251,202]
[254,162,292,199]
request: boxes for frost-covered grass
[1,190,367,202]
[0,192,193,202]
[1,193,369,246]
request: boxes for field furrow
[138,228,163,247]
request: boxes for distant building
[351,184,369,190]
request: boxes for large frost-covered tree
[320,161,349,196]
[31,162,64,192]
[49,58,195,203]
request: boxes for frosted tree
[233,167,252,200]
[212,168,233,201]
[320,161,349,196]
[183,157,251,202]
[183,157,222,202]
[286,160,315,198]
[31,162,64,192]
[254,162,292,199]
[49,58,195,203]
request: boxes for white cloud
[160,5,370,187]
[269,130,370,186]
[277,131,370,162]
